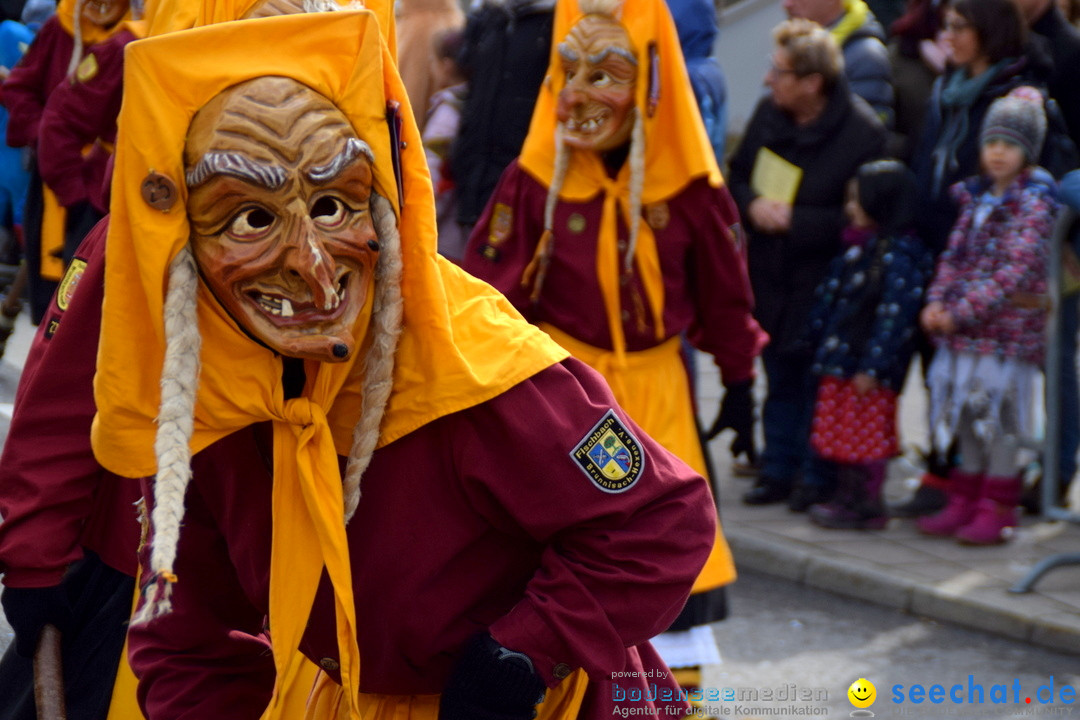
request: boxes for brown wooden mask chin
[184,76,380,363]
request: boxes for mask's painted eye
[228,207,275,239]
[590,70,613,87]
[311,196,347,228]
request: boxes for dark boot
[787,482,833,512]
[742,476,792,505]
[955,475,1022,545]
[809,462,888,530]
[917,469,982,536]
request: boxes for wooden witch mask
[555,10,638,152]
[184,76,381,363]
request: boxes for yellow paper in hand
[750,147,802,205]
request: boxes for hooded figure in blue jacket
[667,0,728,162]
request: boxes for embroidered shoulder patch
[571,410,645,493]
[56,258,87,311]
[489,202,513,245]
[76,53,98,83]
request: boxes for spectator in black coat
[728,18,887,509]
[450,0,554,235]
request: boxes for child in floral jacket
[918,87,1059,545]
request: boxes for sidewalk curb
[726,528,1080,657]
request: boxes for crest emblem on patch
[489,203,513,245]
[56,258,87,311]
[76,53,98,83]
[571,410,645,493]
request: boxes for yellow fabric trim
[120,18,149,36]
[537,323,734,590]
[39,185,65,282]
[92,14,566,720]
[56,0,135,45]
[830,0,868,47]
[305,668,589,720]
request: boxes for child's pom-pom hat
[980,86,1047,163]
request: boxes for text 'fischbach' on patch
[571,409,645,493]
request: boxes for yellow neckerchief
[517,0,721,362]
[56,0,135,45]
[91,13,566,720]
[829,0,869,47]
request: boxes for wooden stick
[33,624,66,720]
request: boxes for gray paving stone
[803,555,915,610]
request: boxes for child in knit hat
[804,159,933,530]
[917,86,1059,544]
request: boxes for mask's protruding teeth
[281,298,294,318]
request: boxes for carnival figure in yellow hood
[0,1,393,719]
[1,0,133,325]
[28,5,724,720]
[462,0,767,684]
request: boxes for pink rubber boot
[916,469,982,536]
[954,475,1022,545]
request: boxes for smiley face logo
[848,678,876,709]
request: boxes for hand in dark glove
[1,585,73,658]
[705,378,756,463]
[439,633,548,720]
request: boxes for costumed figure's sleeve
[686,182,767,383]
[857,236,933,385]
[37,36,126,212]
[453,358,715,686]
[128,473,276,720]
[945,187,1056,328]
[0,220,140,587]
[461,159,546,316]
[1,17,59,148]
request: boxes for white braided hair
[134,244,201,624]
[543,122,571,239]
[67,0,85,75]
[342,191,403,521]
[625,106,644,272]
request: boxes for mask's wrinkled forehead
[183,76,375,191]
[559,14,636,67]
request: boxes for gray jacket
[832,7,895,128]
